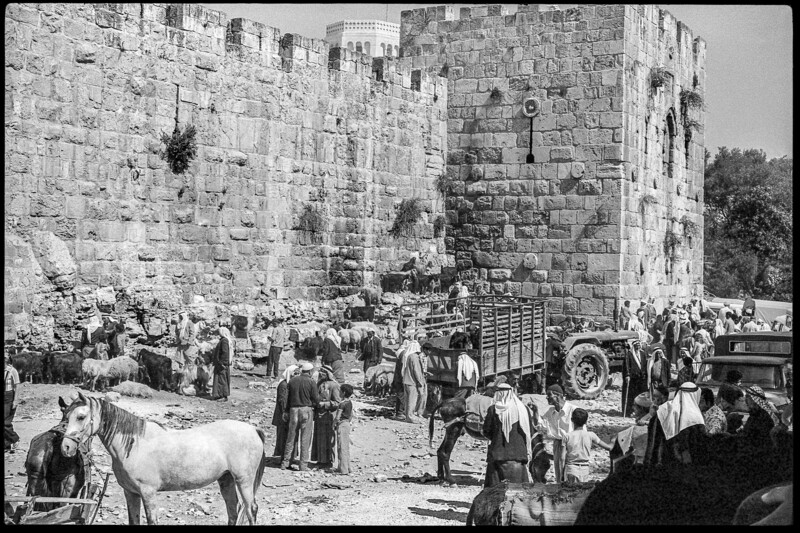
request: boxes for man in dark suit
[358,330,383,388]
[621,341,648,418]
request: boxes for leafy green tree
[703,148,793,301]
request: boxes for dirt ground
[4,348,632,525]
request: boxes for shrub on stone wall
[160,124,198,175]
[298,203,328,243]
[650,67,669,89]
[389,198,423,238]
[664,230,681,260]
[683,118,702,141]
[436,173,452,196]
[433,215,446,238]
[679,89,703,111]
[681,215,699,238]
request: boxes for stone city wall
[399,4,705,323]
[4,3,448,347]
[618,5,706,306]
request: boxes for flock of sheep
[80,356,139,391]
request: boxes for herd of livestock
[9,348,190,393]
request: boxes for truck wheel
[561,343,609,400]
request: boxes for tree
[703,148,793,301]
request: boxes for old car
[695,355,791,413]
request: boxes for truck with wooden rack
[397,295,548,395]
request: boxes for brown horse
[424,385,550,485]
[24,396,89,511]
[60,392,267,525]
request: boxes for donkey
[60,392,267,525]
[424,385,550,486]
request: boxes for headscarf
[218,327,235,353]
[493,385,533,462]
[178,312,191,340]
[325,328,341,349]
[657,382,705,440]
[280,364,298,386]
[458,284,470,299]
[745,385,780,425]
[319,364,335,382]
[401,341,422,381]
[457,352,480,387]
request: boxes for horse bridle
[62,398,97,449]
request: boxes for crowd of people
[266,324,439,473]
[4,287,792,506]
[618,294,787,418]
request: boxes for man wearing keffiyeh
[455,352,479,399]
[481,383,533,488]
[645,382,707,465]
[741,385,780,452]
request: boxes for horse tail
[254,428,268,491]
[236,427,269,525]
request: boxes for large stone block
[579,298,604,316]
[29,231,76,290]
[488,268,512,282]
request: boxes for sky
[201,4,793,159]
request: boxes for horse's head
[61,391,98,458]
[422,383,443,418]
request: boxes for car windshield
[697,363,784,390]
[729,340,791,355]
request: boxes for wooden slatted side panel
[477,300,546,378]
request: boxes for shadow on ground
[408,506,469,522]
[428,498,472,509]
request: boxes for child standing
[335,384,354,475]
[561,408,613,483]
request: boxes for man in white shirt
[4,352,21,452]
[536,384,577,483]
[741,317,760,332]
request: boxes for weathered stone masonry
[400,4,705,323]
[5,3,448,345]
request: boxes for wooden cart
[4,472,110,525]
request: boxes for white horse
[60,392,266,525]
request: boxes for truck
[397,295,548,395]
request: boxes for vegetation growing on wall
[297,203,328,243]
[681,215,699,238]
[679,89,704,112]
[389,198,424,238]
[664,229,681,262]
[160,124,197,175]
[433,215,446,238]
[650,67,669,89]
[489,87,504,102]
